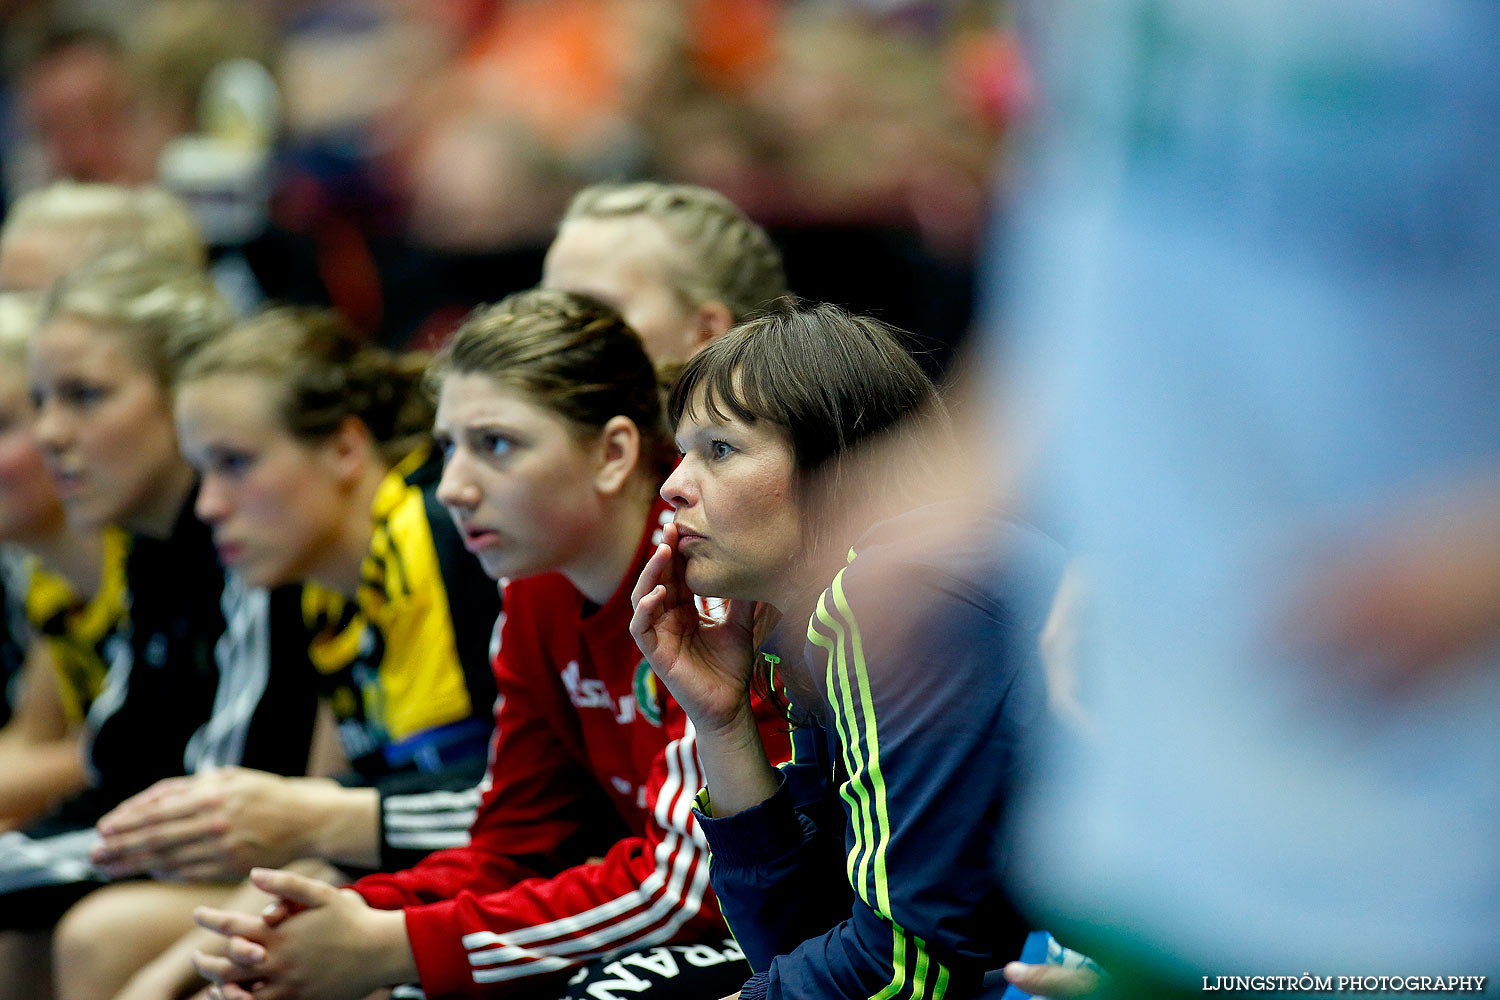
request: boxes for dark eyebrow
[463,421,523,438]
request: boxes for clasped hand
[191,866,410,1000]
[92,766,315,881]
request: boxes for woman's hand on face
[630,521,757,737]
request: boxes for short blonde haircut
[42,251,232,386]
[0,292,41,368]
[3,182,207,271]
[560,182,786,322]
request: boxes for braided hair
[561,182,786,322]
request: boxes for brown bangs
[668,322,786,433]
[668,299,941,478]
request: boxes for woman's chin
[681,561,721,598]
[477,548,538,584]
[683,562,751,604]
[59,499,111,535]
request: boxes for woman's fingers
[192,948,262,986]
[1003,961,1102,999]
[668,527,691,602]
[97,778,207,835]
[193,906,268,941]
[193,951,233,983]
[630,585,669,658]
[226,937,267,965]
[631,543,672,610]
[261,898,295,927]
[248,867,335,909]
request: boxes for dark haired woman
[631,301,1066,999]
[192,290,789,1000]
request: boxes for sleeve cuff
[693,772,807,868]
[739,971,772,1000]
[351,873,399,910]
[403,897,478,999]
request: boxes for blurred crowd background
[0,0,1025,371]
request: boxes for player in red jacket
[191,289,788,1000]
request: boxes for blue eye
[480,433,513,457]
[215,451,254,477]
[710,440,734,460]
[59,380,106,408]
[434,435,455,462]
[197,448,254,480]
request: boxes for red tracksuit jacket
[352,502,790,997]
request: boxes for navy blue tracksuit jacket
[698,503,1066,1000]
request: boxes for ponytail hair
[561,182,786,322]
[433,288,675,479]
[177,308,433,466]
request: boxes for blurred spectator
[3,0,1022,365]
[386,0,1018,359]
[14,27,151,187]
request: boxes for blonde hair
[560,182,786,321]
[179,308,433,467]
[3,182,207,271]
[0,292,41,368]
[42,251,232,386]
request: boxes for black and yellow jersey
[0,488,322,927]
[22,527,129,725]
[303,448,500,867]
[0,549,30,730]
[82,488,320,805]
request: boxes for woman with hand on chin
[631,301,1066,1000]
[191,290,788,1000]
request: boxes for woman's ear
[324,414,375,484]
[688,301,734,353]
[595,415,642,496]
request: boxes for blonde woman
[0,181,205,293]
[0,291,110,828]
[542,181,786,362]
[0,254,319,989]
